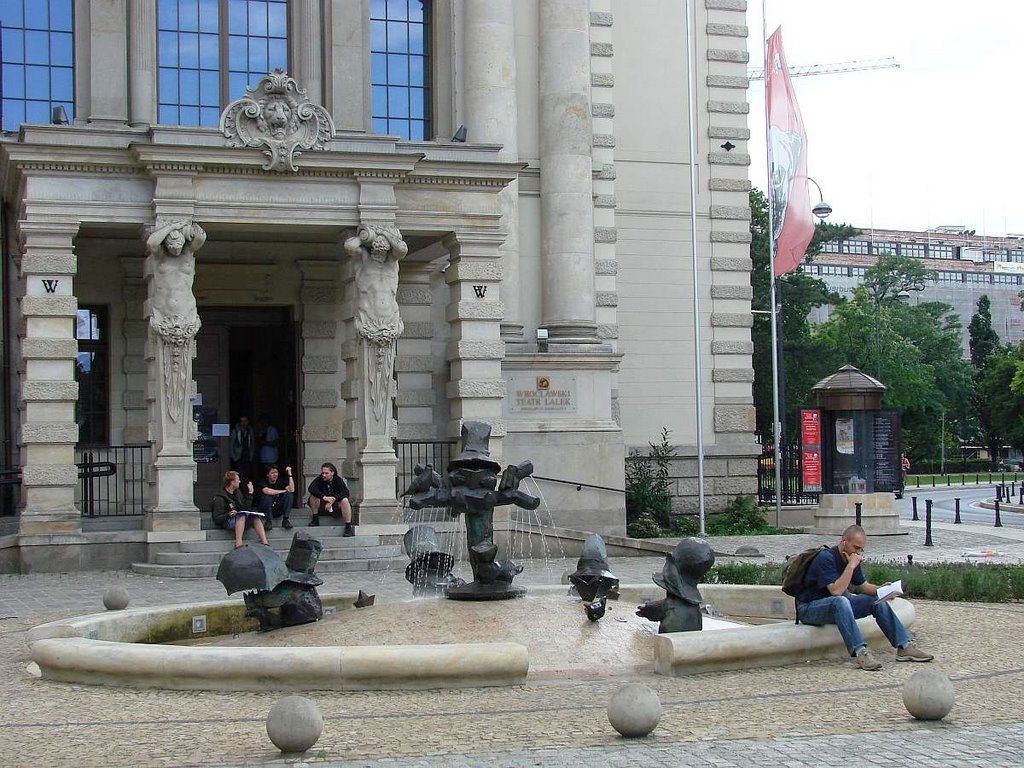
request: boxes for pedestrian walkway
[1,529,1023,767]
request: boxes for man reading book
[795,524,933,671]
[211,470,270,548]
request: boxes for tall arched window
[370,0,431,141]
[0,0,74,131]
[157,0,287,127]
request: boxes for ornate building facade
[0,0,756,571]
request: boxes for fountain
[404,421,540,600]
[24,421,920,691]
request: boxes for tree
[749,188,854,438]
[968,295,1001,369]
[980,345,1024,458]
[969,295,1006,465]
[812,290,972,460]
[862,252,934,303]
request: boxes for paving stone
[2,529,1024,766]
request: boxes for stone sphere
[266,695,323,753]
[102,586,130,611]
[607,683,662,737]
[903,669,954,721]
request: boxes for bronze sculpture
[568,533,620,621]
[636,537,714,632]
[405,421,540,600]
[216,531,324,631]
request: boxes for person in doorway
[211,470,269,548]
[796,524,933,671]
[229,415,256,482]
[256,413,280,476]
[307,462,354,536]
[257,464,294,531]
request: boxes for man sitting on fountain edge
[796,524,933,671]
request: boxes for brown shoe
[855,646,882,671]
[896,643,934,662]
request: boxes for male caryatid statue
[145,219,206,440]
[344,223,408,429]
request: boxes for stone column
[464,0,523,343]
[142,217,206,531]
[538,0,598,345]
[17,221,81,536]
[342,219,407,525]
[325,0,366,132]
[290,0,324,105]
[443,232,506,454]
[79,0,129,124]
[128,0,158,126]
[297,261,343,486]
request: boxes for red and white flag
[766,27,814,277]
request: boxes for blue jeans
[258,491,293,520]
[798,594,911,656]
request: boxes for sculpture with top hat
[404,421,540,600]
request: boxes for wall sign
[509,375,577,415]
[800,409,822,492]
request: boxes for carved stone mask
[264,98,292,137]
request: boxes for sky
[746,1,1024,237]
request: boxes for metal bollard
[995,498,1003,527]
[912,496,919,521]
[855,502,862,527]
[924,499,933,546]
[1019,486,1023,506]
[931,475,936,488]
[996,484,1003,502]
[954,498,961,524]
[946,475,951,487]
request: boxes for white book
[875,580,904,603]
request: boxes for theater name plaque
[508,375,577,415]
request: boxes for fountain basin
[654,586,916,676]
[26,585,916,690]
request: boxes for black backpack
[781,545,830,598]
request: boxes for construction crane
[747,57,899,81]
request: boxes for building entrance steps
[130,525,407,578]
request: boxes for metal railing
[394,440,456,497]
[76,445,150,516]
[756,441,821,506]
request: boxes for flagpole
[684,0,706,536]
[763,1,784,527]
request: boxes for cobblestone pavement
[2,529,1023,767]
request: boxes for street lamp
[806,177,832,220]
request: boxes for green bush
[706,560,1024,603]
[625,428,676,537]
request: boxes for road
[895,483,1024,529]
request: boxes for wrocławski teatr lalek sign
[507,375,577,415]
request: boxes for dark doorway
[193,307,299,511]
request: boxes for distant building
[805,227,1024,351]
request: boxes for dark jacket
[307,475,349,501]
[211,487,252,527]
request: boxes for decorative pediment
[219,69,335,172]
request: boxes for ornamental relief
[219,69,335,172]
